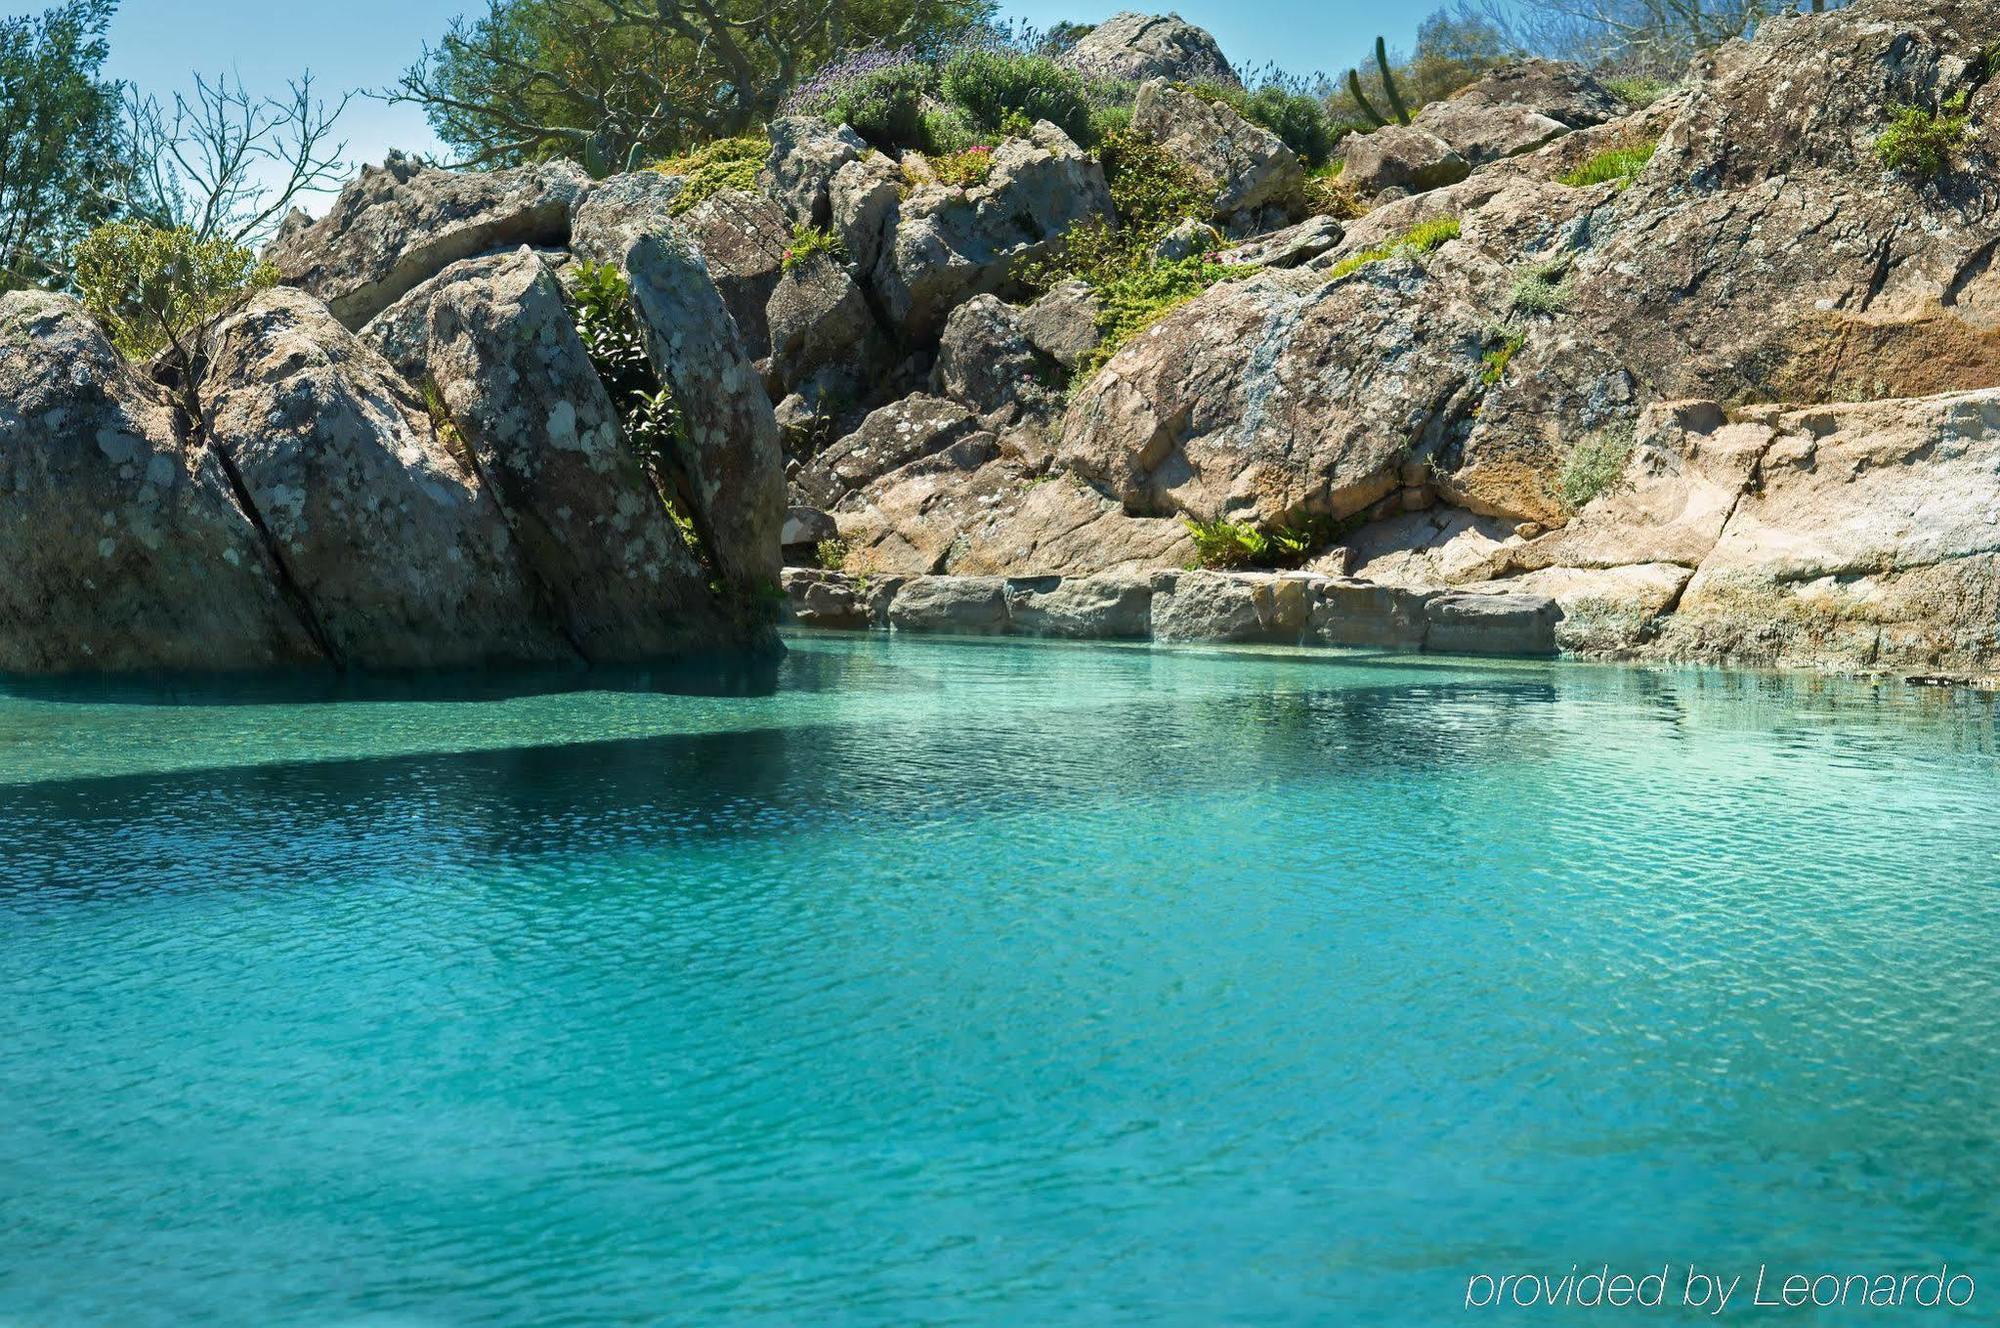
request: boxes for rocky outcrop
[202,288,577,670]
[797,393,979,509]
[423,249,727,662]
[267,154,588,329]
[673,188,791,358]
[784,566,1561,655]
[0,292,319,673]
[1056,12,1239,88]
[874,125,1114,338]
[1132,81,1302,222]
[765,116,868,229]
[931,296,1062,417]
[766,253,892,406]
[1410,60,1623,168]
[1339,126,1471,199]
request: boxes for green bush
[931,144,998,187]
[1091,255,1244,366]
[653,135,767,214]
[1604,76,1670,108]
[781,222,847,271]
[1097,126,1214,238]
[1185,512,1346,569]
[939,48,1092,145]
[919,104,979,155]
[821,62,934,152]
[570,260,694,538]
[1558,425,1635,511]
[1875,99,1971,178]
[73,222,275,362]
[1557,140,1656,188]
[1510,256,1575,316]
[815,537,850,570]
[1480,329,1525,386]
[1327,216,1461,279]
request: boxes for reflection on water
[1,635,1996,1326]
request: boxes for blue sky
[8,0,1436,171]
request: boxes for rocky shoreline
[1,0,1995,679]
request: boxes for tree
[0,0,126,289]
[387,0,995,170]
[120,71,354,247]
[1452,0,1853,75]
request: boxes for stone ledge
[782,568,1561,657]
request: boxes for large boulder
[266,154,588,329]
[1132,81,1302,220]
[423,248,733,662]
[765,116,868,229]
[1058,249,1492,527]
[1410,60,1623,168]
[1018,279,1103,368]
[201,288,577,670]
[570,214,786,589]
[1660,390,2000,670]
[930,295,1062,417]
[874,125,1114,338]
[673,187,790,358]
[1339,125,1471,199]
[829,151,904,278]
[1056,12,1239,88]
[0,292,320,674]
[766,252,893,403]
[796,393,979,509]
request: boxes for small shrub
[1185,512,1347,569]
[1558,140,1657,188]
[73,222,276,362]
[1604,77,1669,108]
[939,48,1092,145]
[1326,216,1460,280]
[919,105,979,155]
[1875,99,1971,178]
[818,61,934,152]
[782,223,847,271]
[653,135,767,214]
[1558,424,1635,511]
[815,537,851,570]
[570,261,690,506]
[931,144,998,188]
[1238,84,1339,169]
[1302,163,1363,220]
[1085,253,1249,373]
[1097,126,1214,239]
[1086,102,1133,143]
[1481,329,1526,386]
[1510,256,1575,316]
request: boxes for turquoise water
[2,635,1998,1326]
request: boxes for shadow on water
[0,647,787,707]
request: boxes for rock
[1003,571,1154,638]
[423,248,730,662]
[1661,390,2000,670]
[1153,218,1220,262]
[1056,12,1239,89]
[874,127,1114,338]
[202,288,577,670]
[1410,60,1621,167]
[766,253,892,401]
[1019,280,1103,368]
[829,151,903,278]
[1214,215,1345,269]
[0,291,320,674]
[1424,592,1561,656]
[573,219,785,589]
[781,506,838,549]
[566,171,685,256]
[1306,579,1431,648]
[266,154,588,329]
[1152,569,1313,643]
[674,187,790,357]
[781,567,901,629]
[1132,81,1302,220]
[1059,254,1488,527]
[796,393,979,509]
[886,575,1010,633]
[930,295,1061,417]
[766,116,867,228]
[1339,125,1471,199]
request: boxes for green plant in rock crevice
[1557,139,1657,188]
[1480,328,1526,386]
[1875,94,1972,178]
[651,135,766,215]
[1326,215,1461,280]
[568,260,709,565]
[1558,423,1636,511]
[1510,254,1575,316]
[781,221,847,270]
